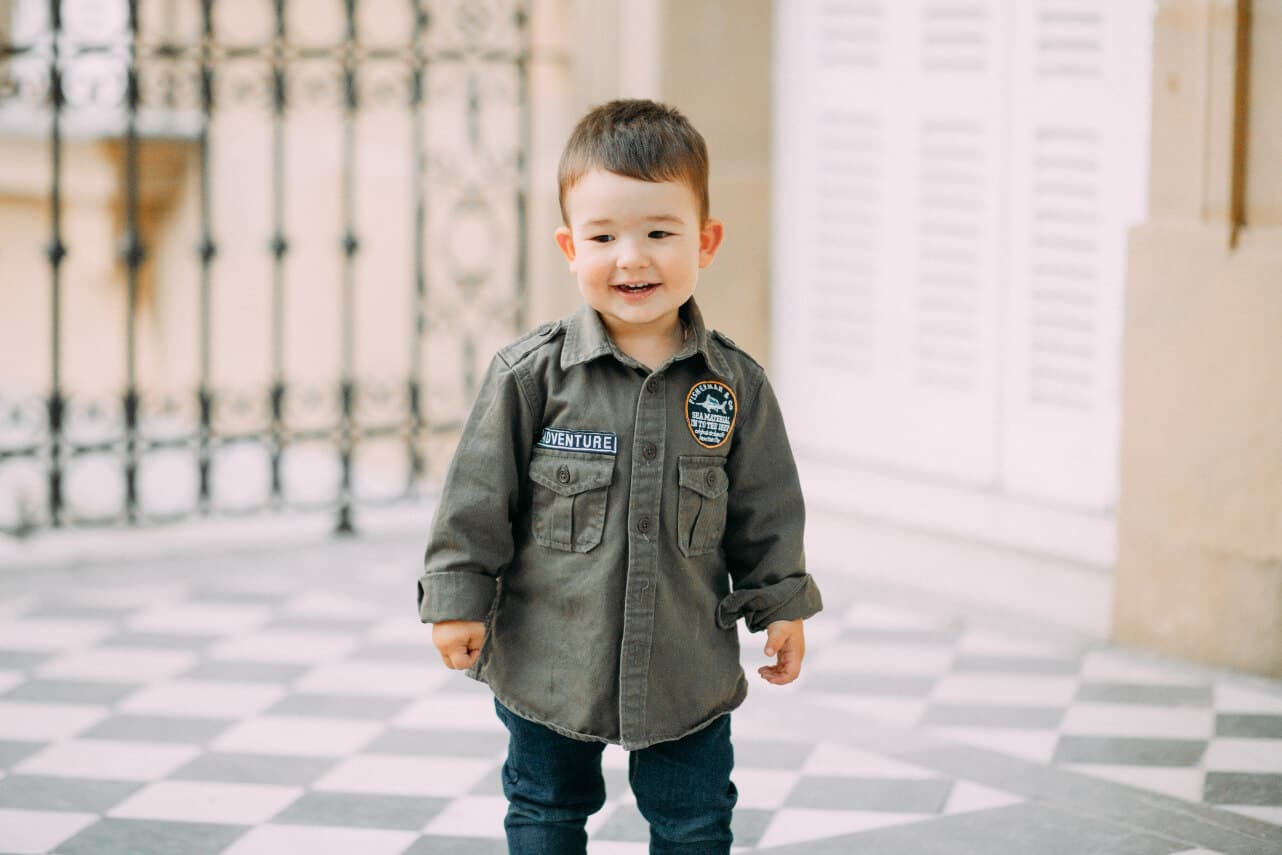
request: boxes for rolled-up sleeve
[418,354,536,624]
[716,370,823,632]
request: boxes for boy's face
[555,169,723,340]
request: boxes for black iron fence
[0,0,530,536]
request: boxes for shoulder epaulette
[711,329,763,369]
[499,320,562,367]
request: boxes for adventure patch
[536,427,618,455]
[685,380,737,448]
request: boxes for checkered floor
[0,532,1279,854]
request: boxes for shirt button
[705,469,718,488]
[641,442,657,461]
[556,464,571,484]
[645,379,660,394]
[637,516,652,534]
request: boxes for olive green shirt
[417,299,822,750]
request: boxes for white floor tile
[1214,684,1282,714]
[586,842,650,854]
[214,716,382,756]
[810,642,955,675]
[943,780,1024,814]
[1060,704,1216,740]
[420,795,508,837]
[840,602,951,631]
[118,680,286,718]
[16,739,199,780]
[283,591,382,620]
[0,808,98,854]
[931,673,1079,707]
[0,618,113,651]
[0,670,25,694]
[294,661,446,697]
[395,693,506,732]
[109,780,303,824]
[367,618,426,643]
[957,628,1076,658]
[315,754,493,797]
[67,583,189,609]
[584,802,622,837]
[210,631,357,664]
[757,807,931,848]
[38,648,196,682]
[801,742,940,779]
[602,743,630,770]
[128,603,273,635]
[807,695,927,728]
[1065,764,1207,803]
[925,727,1060,764]
[732,768,802,810]
[1080,651,1205,686]
[0,701,109,740]
[1203,738,1282,773]
[221,824,416,855]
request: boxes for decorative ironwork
[0,0,531,536]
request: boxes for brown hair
[558,99,710,225]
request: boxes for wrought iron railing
[0,0,530,536]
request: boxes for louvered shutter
[1000,0,1153,508]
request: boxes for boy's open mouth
[613,282,659,296]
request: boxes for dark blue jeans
[495,699,737,855]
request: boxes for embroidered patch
[685,381,737,448]
[536,427,618,455]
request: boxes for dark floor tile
[0,774,140,812]
[350,642,433,662]
[365,728,507,757]
[1053,736,1206,767]
[272,791,449,830]
[468,766,505,797]
[921,704,1065,729]
[594,803,649,842]
[4,678,141,705]
[100,631,223,650]
[952,655,1081,674]
[264,693,411,720]
[24,604,130,620]
[731,807,774,848]
[403,836,507,855]
[171,751,338,786]
[81,714,234,744]
[734,739,815,770]
[0,649,53,670]
[1216,714,1282,739]
[805,673,937,696]
[1205,772,1282,806]
[1076,682,1213,707]
[55,818,248,855]
[602,767,629,801]
[0,739,42,769]
[785,776,952,813]
[181,660,308,684]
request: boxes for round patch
[685,380,737,449]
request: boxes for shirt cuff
[417,572,498,624]
[715,574,824,632]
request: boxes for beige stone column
[1113,0,1282,676]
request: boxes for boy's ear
[554,226,577,269]
[698,218,725,269]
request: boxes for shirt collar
[560,298,734,380]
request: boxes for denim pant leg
[630,715,737,855]
[495,699,607,855]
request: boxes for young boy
[417,99,822,854]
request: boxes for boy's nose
[615,239,649,269]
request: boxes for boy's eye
[589,235,614,243]
[648,230,673,239]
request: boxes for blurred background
[0,0,1278,677]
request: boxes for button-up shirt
[417,299,822,750]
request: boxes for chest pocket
[677,456,729,557]
[528,451,615,552]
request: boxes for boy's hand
[432,620,486,670]
[758,619,805,685]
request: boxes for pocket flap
[529,451,615,496]
[679,456,729,499]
